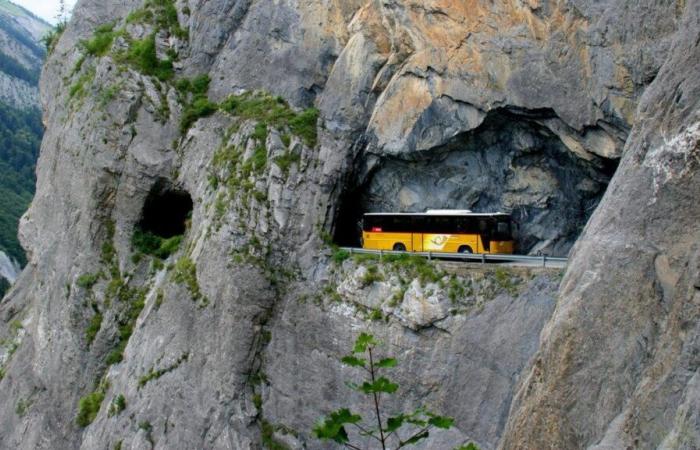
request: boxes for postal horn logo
[430,235,449,246]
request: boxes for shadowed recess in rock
[334,110,620,256]
[137,181,193,238]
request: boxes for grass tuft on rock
[81,23,119,56]
[76,388,106,427]
[131,228,183,259]
[123,34,174,81]
[85,312,103,346]
[220,92,319,147]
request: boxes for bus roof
[364,211,510,217]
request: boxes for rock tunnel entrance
[137,180,193,239]
[333,110,620,257]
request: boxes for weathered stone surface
[0,0,697,449]
[264,261,559,449]
[500,1,700,448]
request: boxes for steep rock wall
[0,0,696,449]
[501,2,700,448]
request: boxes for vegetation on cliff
[314,333,479,450]
[0,93,42,268]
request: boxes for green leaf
[454,444,480,450]
[402,430,430,446]
[428,415,454,429]
[353,332,378,354]
[385,415,406,433]
[341,355,366,368]
[360,377,399,394]
[376,358,397,368]
[313,408,363,444]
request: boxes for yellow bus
[361,210,514,254]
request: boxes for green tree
[313,333,479,450]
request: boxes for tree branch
[368,347,387,450]
[394,426,432,450]
[352,423,383,444]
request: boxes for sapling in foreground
[313,333,479,450]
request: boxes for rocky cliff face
[0,0,697,449]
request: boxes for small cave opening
[137,180,194,239]
[333,110,620,257]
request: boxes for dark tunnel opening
[137,180,193,239]
[332,110,621,257]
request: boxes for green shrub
[146,0,186,38]
[220,92,319,147]
[131,228,183,259]
[15,398,30,417]
[280,133,291,148]
[81,23,118,56]
[384,254,444,284]
[368,309,384,321]
[447,276,466,303]
[122,34,173,81]
[69,67,96,100]
[180,96,217,132]
[172,257,203,302]
[288,108,319,147]
[360,265,384,286]
[262,420,291,450]
[253,393,263,411]
[127,0,187,39]
[493,267,518,295]
[108,394,126,416]
[250,146,268,172]
[352,253,379,264]
[41,21,67,53]
[98,83,121,107]
[158,235,183,258]
[126,8,153,24]
[104,284,147,365]
[331,248,350,265]
[252,122,268,142]
[190,74,211,94]
[85,313,103,345]
[76,389,105,427]
[273,151,300,175]
[77,273,99,289]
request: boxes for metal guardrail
[340,247,568,268]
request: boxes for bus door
[412,233,423,252]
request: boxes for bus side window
[412,215,424,231]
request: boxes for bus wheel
[393,243,406,252]
[458,245,473,254]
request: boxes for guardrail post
[349,247,353,255]
[428,251,432,261]
[481,254,485,265]
[380,250,383,261]
[542,255,546,268]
